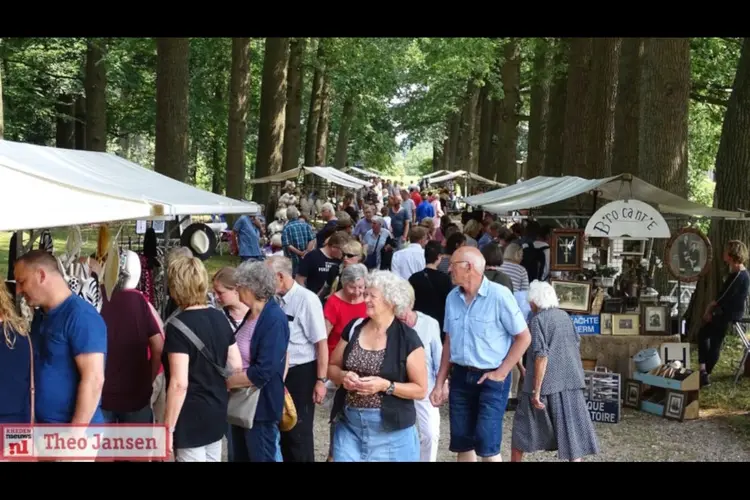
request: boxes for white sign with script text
[585,199,670,238]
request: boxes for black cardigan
[330,317,423,431]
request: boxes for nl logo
[1,424,169,461]
[2,426,34,459]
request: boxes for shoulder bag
[169,316,260,429]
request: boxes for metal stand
[732,319,750,385]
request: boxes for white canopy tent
[343,165,381,179]
[248,166,371,189]
[463,174,744,219]
[420,169,450,181]
[0,139,260,232]
[428,170,506,188]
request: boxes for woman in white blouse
[396,280,443,462]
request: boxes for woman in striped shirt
[499,242,530,292]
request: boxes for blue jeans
[333,406,419,462]
[101,405,153,424]
[230,422,282,462]
[449,364,511,457]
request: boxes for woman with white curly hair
[327,270,427,462]
[510,280,599,462]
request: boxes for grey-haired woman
[225,261,290,462]
[328,270,427,462]
[511,280,599,462]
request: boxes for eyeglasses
[343,253,358,259]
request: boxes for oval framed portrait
[664,227,712,282]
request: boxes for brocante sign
[584,199,670,239]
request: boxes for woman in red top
[323,263,367,461]
[323,263,367,356]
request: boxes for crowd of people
[0,176,606,463]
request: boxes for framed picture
[551,280,592,313]
[664,227,712,283]
[618,238,648,256]
[550,228,584,271]
[600,313,613,335]
[663,390,687,421]
[612,313,640,336]
[623,379,642,409]
[641,304,671,335]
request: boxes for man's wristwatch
[385,381,395,395]
[317,377,328,384]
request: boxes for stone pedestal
[579,334,681,380]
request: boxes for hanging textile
[38,229,53,254]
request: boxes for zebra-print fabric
[39,230,53,254]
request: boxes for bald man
[430,246,531,462]
[15,250,107,427]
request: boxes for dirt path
[310,405,750,462]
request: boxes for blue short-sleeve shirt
[32,294,108,424]
[444,277,528,370]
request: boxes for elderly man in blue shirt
[430,246,531,462]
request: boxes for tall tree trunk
[527,38,553,179]
[461,81,481,173]
[544,41,568,177]
[440,118,452,171]
[612,38,644,176]
[334,96,356,169]
[226,37,252,203]
[477,85,494,178]
[639,38,691,295]
[586,37,621,178]
[254,37,290,204]
[84,38,107,152]
[74,96,86,150]
[638,38,690,197]
[432,142,442,172]
[493,39,521,184]
[154,38,190,182]
[315,76,331,166]
[282,38,306,171]
[211,136,223,194]
[55,93,76,149]
[448,112,461,170]
[562,37,593,177]
[688,38,750,340]
[304,40,325,166]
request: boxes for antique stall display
[629,360,700,421]
[611,313,640,336]
[664,226,712,283]
[660,342,691,369]
[583,367,621,424]
[641,304,671,335]
[551,280,592,313]
[550,228,584,272]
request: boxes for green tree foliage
[0,36,742,209]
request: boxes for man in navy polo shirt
[15,250,107,426]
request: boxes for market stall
[0,139,259,232]
[464,173,749,422]
[0,138,260,319]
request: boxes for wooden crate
[632,368,699,421]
